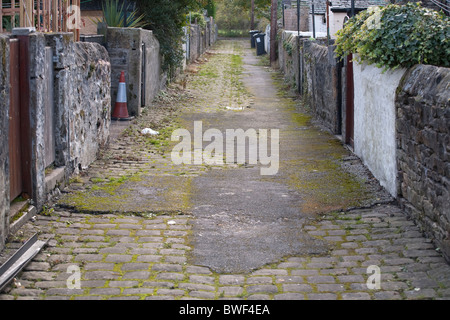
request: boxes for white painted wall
[329,11,347,38]
[309,15,327,34]
[265,24,271,55]
[353,60,406,197]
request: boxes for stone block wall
[189,24,201,62]
[303,41,342,134]
[70,42,111,171]
[141,30,162,107]
[188,21,218,64]
[278,32,342,135]
[0,35,10,250]
[396,64,450,261]
[45,33,74,172]
[278,31,299,87]
[106,27,143,117]
[42,33,111,208]
[106,27,161,117]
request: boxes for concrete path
[0,39,449,300]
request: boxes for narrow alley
[1,39,449,301]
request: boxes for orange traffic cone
[111,71,133,121]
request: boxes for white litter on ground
[141,128,159,135]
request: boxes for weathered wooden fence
[0,0,80,40]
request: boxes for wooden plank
[17,35,32,198]
[9,39,22,201]
[21,0,34,27]
[11,0,16,29]
[0,0,3,33]
[52,0,58,31]
[47,0,50,31]
[74,0,80,41]
[19,0,24,26]
[62,0,68,32]
[36,0,40,30]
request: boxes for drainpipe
[326,0,330,45]
[312,0,316,39]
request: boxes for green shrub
[190,11,207,27]
[335,3,450,70]
[99,0,146,28]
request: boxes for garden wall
[105,27,161,117]
[303,40,342,134]
[396,64,450,261]
[0,30,111,227]
[353,61,406,197]
[278,31,342,134]
[0,35,10,250]
[188,20,218,64]
[276,30,450,261]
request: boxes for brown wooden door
[345,54,354,148]
[9,39,23,200]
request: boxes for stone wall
[396,64,450,261]
[276,29,450,262]
[28,33,48,211]
[303,41,342,134]
[141,30,162,107]
[278,32,342,134]
[189,24,201,62]
[0,35,10,250]
[278,31,299,87]
[188,21,218,64]
[44,33,111,208]
[70,42,111,171]
[106,27,162,117]
[45,33,74,172]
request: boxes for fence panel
[1,0,80,40]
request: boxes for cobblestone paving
[1,204,449,300]
[1,39,449,300]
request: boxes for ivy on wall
[335,3,450,70]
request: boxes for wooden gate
[9,39,22,201]
[9,36,32,201]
